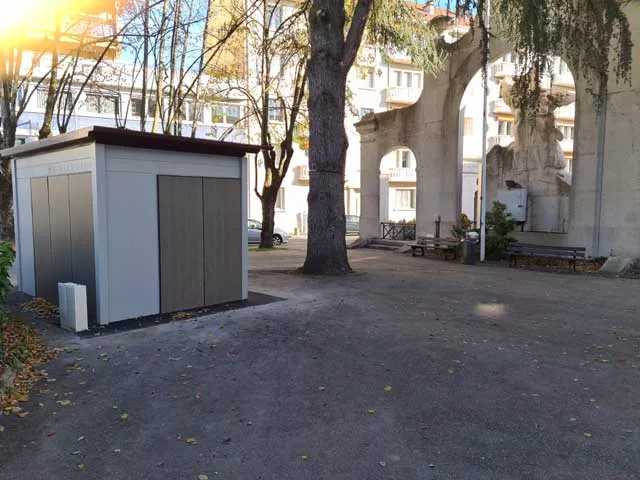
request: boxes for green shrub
[0,242,17,369]
[0,242,15,313]
[485,201,517,260]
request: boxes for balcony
[489,135,514,148]
[491,99,512,115]
[492,61,516,79]
[552,71,575,89]
[384,87,422,106]
[560,138,574,153]
[388,167,416,183]
[293,165,310,183]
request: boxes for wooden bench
[410,237,460,261]
[504,243,586,271]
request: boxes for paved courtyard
[1,241,639,479]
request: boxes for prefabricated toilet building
[2,126,259,325]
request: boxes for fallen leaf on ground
[0,425,5,432]
[56,400,72,407]
[119,413,129,420]
[367,408,376,414]
[77,464,85,470]
[584,432,592,438]
[185,437,197,445]
[299,454,309,461]
[384,386,392,393]
[198,475,209,480]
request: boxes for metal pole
[479,0,491,262]
[593,91,608,257]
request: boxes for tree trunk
[0,120,16,239]
[141,0,150,132]
[302,0,351,274]
[39,15,61,139]
[259,187,276,248]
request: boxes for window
[395,189,416,210]
[404,72,412,88]
[275,188,285,210]
[362,68,375,89]
[102,95,118,114]
[131,98,144,117]
[359,107,374,118]
[58,91,73,112]
[559,125,574,140]
[394,70,402,87]
[85,94,100,113]
[36,88,47,109]
[226,104,242,124]
[413,73,421,89]
[212,103,224,123]
[463,117,474,136]
[498,120,513,136]
[397,150,411,168]
[211,102,244,124]
[268,98,284,122]
[86,93,119,115]
[267,4,283,29]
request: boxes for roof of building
[0,126,261,159]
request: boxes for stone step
[367,243,400,251]
[368,238,412,247]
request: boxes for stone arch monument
[355,3,640,259]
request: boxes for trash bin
[462,232,479,265]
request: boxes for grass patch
[248,246,289,252]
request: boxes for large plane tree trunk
[303,0,372,274]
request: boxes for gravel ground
[1,242,639,479]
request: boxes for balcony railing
[384,86,421,105]
[492,61,516,78]
[491,99,512,114]
[381,222,416,241]
[489,135,514,148]
[388,167,416,182]
[293,165,309,182]
[552,71,575,88]
[560,138,574,152]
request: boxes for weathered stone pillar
[414,120,459,237]
[357,119,381,241]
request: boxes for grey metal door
[158,176,205,313]
[30,173,95,316]
[203,178,242,304]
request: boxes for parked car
[248,219,289,245]
[346,215,360,235]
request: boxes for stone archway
[356,32,511,241]
[355,15,640,261]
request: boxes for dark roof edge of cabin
[0,126,261,159]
